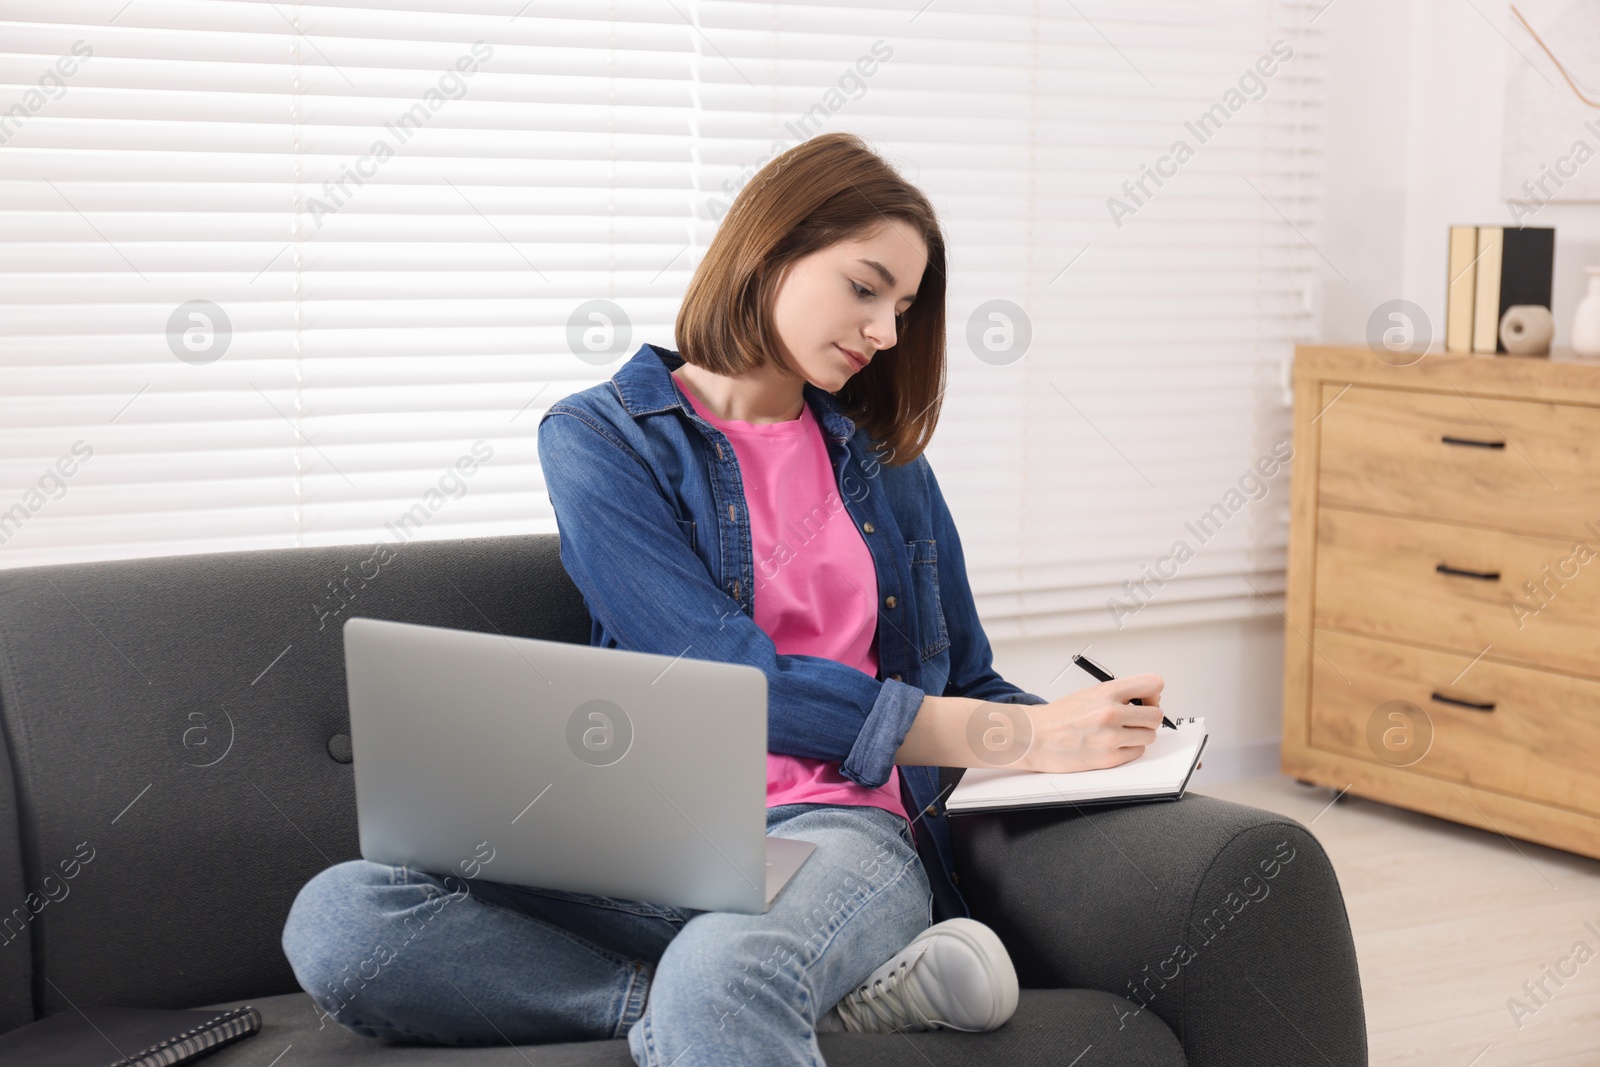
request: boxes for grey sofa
[0,533,1367,1065]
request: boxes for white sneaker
[816,918,1019,1034]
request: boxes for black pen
[1072,653,1177,729]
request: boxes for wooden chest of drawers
[1281,345,1600,858]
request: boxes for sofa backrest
[0,533,589,1031]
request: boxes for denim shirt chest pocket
[905,538,950,660]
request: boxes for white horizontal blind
[0,0,695,565]
[1,0,1324,640]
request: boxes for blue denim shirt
[537,342,1048,922]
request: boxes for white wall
[986,0,1600,788]
[1319,0,1600,349]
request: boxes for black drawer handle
[1431,691,1496,712]
[1435,563,1501,581]
[1440,435,1505,449]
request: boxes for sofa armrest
[949,791,1366,1067]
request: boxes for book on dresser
[1281,344,1600,860]
[1443,225,1555,354]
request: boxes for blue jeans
[281,803,934,1066]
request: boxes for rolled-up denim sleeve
[538,407,922,788]
[838,676,925,786]
[924,456,1049,707]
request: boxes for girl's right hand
[1014,674,1167,774]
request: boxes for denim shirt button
[890,673,901,681]
[884,595,896,609]
[862,522,874,533]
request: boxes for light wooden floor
[1190,774,1600,1066]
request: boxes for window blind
[0,0,696,564]
[1,0,1324,639]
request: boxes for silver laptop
[342,616,817,914]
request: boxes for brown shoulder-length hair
[675,132,946,468]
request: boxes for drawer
[1307,628,1600,817]
[1314,507,1600,678]
[1317,384,1600,539]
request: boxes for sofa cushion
[193,988,1185,1066]
[0,534,588,1019]
[0,737,33,1033]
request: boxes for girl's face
[770,219,928,391]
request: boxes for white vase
[1574,266,1600,358]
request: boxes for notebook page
[946,717,1206,810]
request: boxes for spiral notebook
[0,1004,261,1067]
[944,717,1207,816]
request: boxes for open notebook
[944,717,1207,816]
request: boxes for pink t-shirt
[673,372,916,840]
